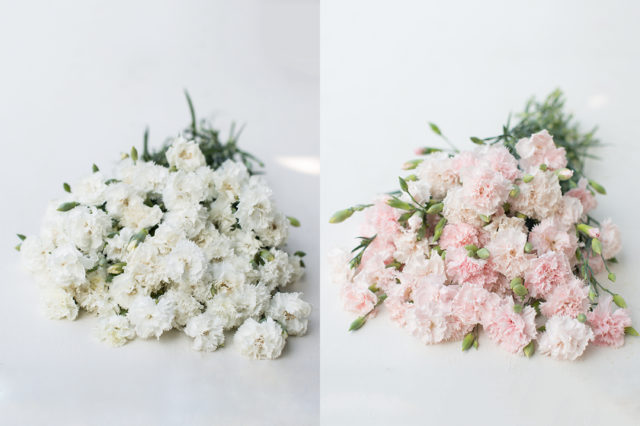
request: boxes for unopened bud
[510,277,523,289]
[588,179,606,195]
[426,202,443,214]
[523,341,535,358]
[577,313,587,323]
[329,208,354,224]
[513,284,528,297]
[539,163,548,171]
[524,242,533,253]
[513,304,523,313]
[402,159,423,170]
[556,168,573,181]
[608,272,616,282]
[107,262,127,275]
[522,174,534,183]
[591,238,602,255]
[476,248,490,260]
[613,294,627,308]
[509,185,520,198]
[576,223,600,239]
[287,216,301,227]
[131,146,138,164]
[461,332,475,351]
[349,316,367,331]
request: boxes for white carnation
[46,243,87,288]
[116,161,168,194]
[235,317,287,360]
[212,159,250,200]
[163,170,209,211]
[74,172,108,205]
[267,292,312,336]
[538,316,593,361]
[184,313,225,352]
[165,137,206,172]
[95,314,136,347]
[128,295,175,339]
[40,287,78,320]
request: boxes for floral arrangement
[330,90,636,360]
[16,93,311,360]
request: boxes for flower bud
[588,179,606,195]
[461,332,475,351]
[524,242,533,253]
[57,201,80,212]
[329,208,354,223]
[523,341,535,358]
[402,159,423,170]
[479,214,491,223]
[510,277,523,289]
[426,202,444,214]
[576,223,600,238]
[588,288,597,302]
[513,284,528,297]
[608,272,616,282]
[591,238,602,255]
[432,217,447,242]
[539,163,548,171]
[349,316,367,331]
[415,147,442,155]
[522,174,534,183]
[387,198,414,211]
[404,174,418,182]
[476,248,490,259]
[515,212,527,220]
[556,168,573,181]
[577,313,587,323]
[107,262,127,275]
[287,216,301,227]
[260,249,275,262]
[513,304,523,313]
[624,326,639,336]
[509,185,520,198]
[613,294,627,308]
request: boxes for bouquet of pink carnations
[329,90,636,360]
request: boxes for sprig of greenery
[142,91,264,174]
[349,235,376,269]
[477,89,601,180]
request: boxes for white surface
[0,1,319,425]
[321,1,640,425]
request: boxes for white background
[0,1,318,425]
[321,1,640,425]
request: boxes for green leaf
[131,146,138,164]
[92,164,99,173]
[63,182,71,193]
[426,202,444,215]
[294,251,306,257]
[470,136,485,145]
[387,198,414,211]
[523,341,535,358]
[17,234,26,241]
[428,122,442,136]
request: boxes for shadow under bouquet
[330,90,635,360]
[17,93,311,360]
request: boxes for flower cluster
[17,100,311,360]
[330,103,635,360]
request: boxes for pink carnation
[481,145,521,181]
[524,251,573,298]
[587,294,632,348]
[451,151,479,174]
[540,278,590,318]
[359,197,401,267]
[340,279,377,317]
[439,223,485,250]
[515,129,568,171]
[485,227,531,279]
[599,218,622,260]
[528,218,578,261]
[445,247,499,289]
[452,284,500,325]
[461,167,511,216]
[566,178,597,214]
[483,298,537,354]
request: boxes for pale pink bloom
[340,276,378,317]
[553,195,584,231]
[461,167,511,217]
[587,293,632,348]
[360,196,402,239]
[538,316,593,360]
[510,169,563,220]
[439,223,484,250]
[540,278,590,318]
[566,178,598,214]
[451,284,500,325]
[414,152,459,200]
[451,151,479,176]
[524,251,573,298]
[599,218,622,260]
[485,227,531,279]
[529,218,578,261]
[445,247,499,289]
[480,145,521,181]
[515,129,568,171]
[483,298,537,354]
[443,186,485,227]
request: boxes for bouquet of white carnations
[17,93,311,360]
[330,90,636,361]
